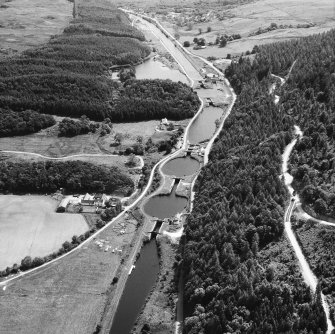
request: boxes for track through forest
[282,126,334,334]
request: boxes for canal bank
[105,10,236,334]
[106,7,238,332]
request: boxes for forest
[294,219,335,323]
[0,0,200,131]
[181,29,335,333]
[0,160,134,195]
[112,79,200,121]
[0,109,55,137]
[58,116,99,137]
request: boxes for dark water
[162,156,200,177]
[135,58,189,84]
[143,183,188,219]
[109,240,160,334]
[188,106,224,144]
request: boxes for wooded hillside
[181,29,335,333]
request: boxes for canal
[161,156,200,178]
[135,57,189,84]
[110,21,227,333]
[109,239,159,334]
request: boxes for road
[282,126,334,334]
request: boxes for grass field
[0,0,72,57]
[0,195,88,270]
[0,210,142,334]
[173,0,335,57]
[121,0,335,58]
[0,119,161,157]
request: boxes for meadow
[0,195,88,270]
[0,0,72,57]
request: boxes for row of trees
[0,160,134,195]
[180,29,335,333]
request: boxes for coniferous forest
[182,29,335,333]
[0,1,199,127]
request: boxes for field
[0,195,88,270]
[120,0,335,58]
[0,0,72,57]
[175,0,335,57]
[0,210,147,334]
[0,119,162,157]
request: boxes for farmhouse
[161,118,168,125]
[81,193,95,206]
[94,194,109,207]
[206,73,219,79]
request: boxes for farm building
[94,194,109,207]
[57,197,70,212]
[81,193,95,206]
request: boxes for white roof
[83,193,93,201]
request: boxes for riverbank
[132,236,177,334]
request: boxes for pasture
[136,0,335,57]
[0,195,88,270]
[0,0,72,57]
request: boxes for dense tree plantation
[0,2,196,139]
[0,109,55,137]
[0,160,134,195]
[113,79,200,121]
[69,0,145,41]
[181,29,335,333]
[0,0,200,131]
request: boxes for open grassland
[0,195,88,270]
[0,118,171,157]
[0,0,72,57]
[177,0,335,57]
[0,131,104,157]
[0,211,144,334]
[123,0,335,58]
